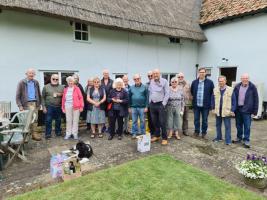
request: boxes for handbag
[107,102,113,111]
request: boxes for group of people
[15,67,259,148]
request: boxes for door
[220,67,237,86]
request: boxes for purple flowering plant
[236,154,267,179]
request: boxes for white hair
[26,68,36,75]
[171,77,178,82]
[113,78,125,89]
[66,76,75,83]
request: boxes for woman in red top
[62,76,84,140]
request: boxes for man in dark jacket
[233,73,259,148]
[191,68,214,139]
[101,69,114,133]
[16,68,42,141]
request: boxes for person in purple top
[232,73,259,148]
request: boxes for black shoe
[124,131,130,136]
[183,132,189,136]
[45,136,51,140]
[232,139,242,144]
[193,132,199,137]
[108,135,113,140]
[55,133,62,137]
[118,136,122,140]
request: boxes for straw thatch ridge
[0,0,206,41]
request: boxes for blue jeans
[215,116,231,144]
[235,111,252,142]
[194,107,210,135]
[45,105,62,137]
[131,108,146,135]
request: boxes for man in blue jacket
[232,73,259,148]
[191,68,214,139]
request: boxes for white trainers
[64,135,70,140]
[73,135,79,140]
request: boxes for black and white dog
[75,141,93,159]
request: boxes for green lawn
[10,154,264,200]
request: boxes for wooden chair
[0,110,36,168]
[0,101,11,120]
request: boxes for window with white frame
[40,70,78,88]
[73,22,90,42]
[205,67,212,77]
[162,73,177,85]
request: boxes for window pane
[75,23,81,30]
[82,24,88,31]
[61,72,75,86]
[82,32,88,41]
[162,74,168,80]
[75,31,82,40]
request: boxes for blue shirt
[27,80,36,101]
[196,79,204,107]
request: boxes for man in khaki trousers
[16,68,42,141]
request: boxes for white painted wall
[0,10,199,112]
[198,13,267,101]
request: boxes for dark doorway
[220,67,237,86]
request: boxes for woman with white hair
[166,77,185,140]
[87,77,106,138]
[62,76,84,140]
[107,78,129,140]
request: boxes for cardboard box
[62,157,82,181]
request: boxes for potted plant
[236,154,267,189]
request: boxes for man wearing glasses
[177,72,192,136]
[42,74,64,139]
[191,68,214,139]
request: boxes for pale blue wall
[198,13,267,101]
[0,10,199,111]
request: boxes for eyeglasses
[171,81,177,83]
[148,75,153,77]
[52,78,59,81]
[134,78,140,81]
[94,81,100,83]
[177,76,184,78]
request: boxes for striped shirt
[197,79,205,107]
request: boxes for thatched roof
[0,0,206,41]
[200,0,267,25]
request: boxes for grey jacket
[16,78,42,109]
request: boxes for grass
[10,154,264,200]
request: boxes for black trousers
[147,108,155,135]
[109,110,124,136]
[149,102,167,140]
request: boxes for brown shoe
[202,134,208,140]
[167,132,173,139]
[151,137,160,143]
[32,133,42,141]
[161,140,168,145]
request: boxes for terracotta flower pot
[244,177,267,189]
